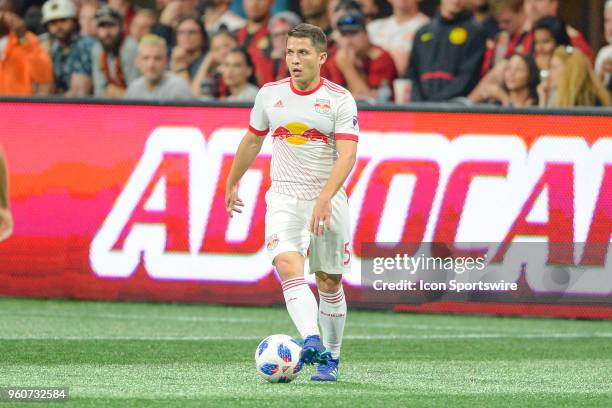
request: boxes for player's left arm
[0,146,14,242]
[310,140,357,236]
[310,95,359,236]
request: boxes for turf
[0,298,611,407]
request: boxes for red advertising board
[0,102,610,318]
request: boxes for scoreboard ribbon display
[0,102,610,318]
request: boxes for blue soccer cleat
[311,358,340,381]
[299,335,328,365]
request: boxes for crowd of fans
[0,0,610,107]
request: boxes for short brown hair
[287,23,327,53]
[490,0,523,15]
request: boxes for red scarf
[100,47,126,88]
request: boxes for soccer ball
[254,334,303,383]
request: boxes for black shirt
[406,11,486,102]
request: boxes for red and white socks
[318,287,347,360]
[281,277,320,339]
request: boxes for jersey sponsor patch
[266,234,279,251]
[314,98,331,115]
[272,122,329,145]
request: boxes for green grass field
[1,297,612,407]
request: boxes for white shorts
[264,189,352,275]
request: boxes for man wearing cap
[91,5,139,97]
[41,0,95,95]
[406,0,486,102]
[325,9,397,100]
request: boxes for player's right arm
[225,131,266,217]
[0,146,14,242]
[225,88,270,217]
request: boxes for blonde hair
[553,46,611,107]
[138,34,167,54]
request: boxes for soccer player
[225,23,358,382]
[0,146,13,242]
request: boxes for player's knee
[315,271,342,293]
[274,253,304,281]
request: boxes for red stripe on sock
[319,290,343,298]
[281,278,305,287]
[319,291,344,303]
[282,280,306,291]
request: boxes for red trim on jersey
[262,77,291,88]
[336,133,358,142]
[249,125,268,136]
[421,71,456,81]
[290,77,323,95]
[323,79,347,94]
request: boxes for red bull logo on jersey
[314,98,331,115]
[271,122,329,145]
[266,234,279,251]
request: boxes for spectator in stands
[220,46,258,100]
[125,34,193,100]
[406,0,486,102]
[538,46,610,108]
[0,0,13,12]
[40,0,95,95]
[470,14,569,101]
[170,16,207,86]
[191,28,236,98]
[235,0,274,86]
[155,0,181,37]
[266,11,301,81]
[477,53,538,106]
[595,0,612,90]
[202,0,245,35]
[153,0,198,47]
[523,0,594,62]
[532,16,570,71]
[0,145,12,243]
[328,0,359,35]
[469,0,499,39]
[129,9,156,43]
[91,5,139,97]
[79,0,98,37]
[326,10,397,100]
[355,0,378,22]
[108,0,135,35]
[483,0,526,70]
[300,0,331,35]
[367,0,429,77]
[0,11,53,95]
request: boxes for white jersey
[249,77,359,200]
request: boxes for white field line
[1,333,612,341]
[0,310,567,334]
